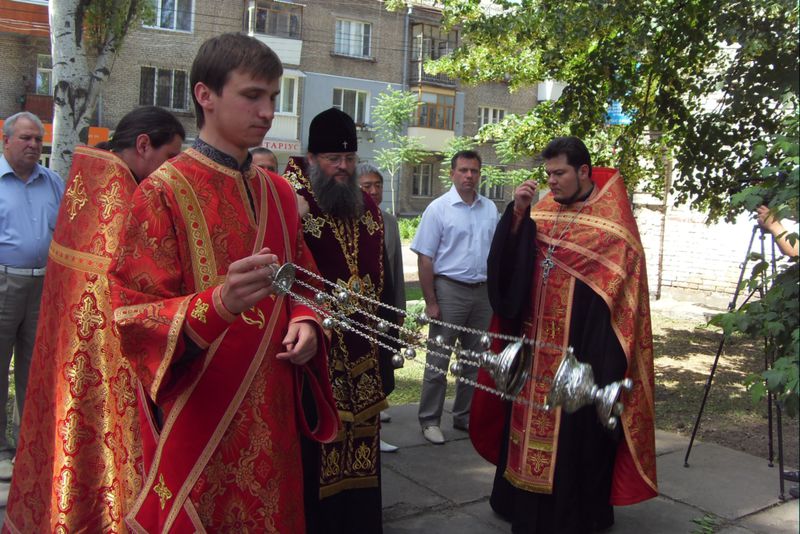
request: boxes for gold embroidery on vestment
[352,442,373,471]
[65,172,88,221]
[153,473,173,510]
[191,298,209,324]
[73,294,105,338]
[97,180,126,221]
[303,215,325,238]
[360,210,379,235]
[241,306,266,329]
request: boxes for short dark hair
[190,33,283,129]
[96,106,185,152]
[541,136,592,176]
[450,150,482,169]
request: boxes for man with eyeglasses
[285,107,398,534]
[357,163,405,453]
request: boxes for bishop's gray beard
[308,163,364,220]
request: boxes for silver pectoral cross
[541,245,556,285]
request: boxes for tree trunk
[49,0,117,177]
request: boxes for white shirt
[411,185,499,283]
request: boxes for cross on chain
[541,244,557,286]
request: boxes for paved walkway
[1,249,794,531]
[381,402,798,534]
[0,408,796,533]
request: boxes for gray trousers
[0,272,44,451]
[418,277,493,428]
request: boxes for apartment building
[0,0,539,213]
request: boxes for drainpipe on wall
[390,6,411,216]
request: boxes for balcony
[407,126,454,153]
[266,114,299,143]
[245,0,303,65]
[408,60,455,87]
[24,93,54,122]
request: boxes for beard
[309,163,364,220]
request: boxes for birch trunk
[49,0,122,177]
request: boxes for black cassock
[486,202,628,534]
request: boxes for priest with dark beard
[471,136,658,533]
[284,107,397,534]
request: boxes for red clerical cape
[284,157,387,499]
[471,168,657,505]
[3,146,142,533]
[109,149,338,533]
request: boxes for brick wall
[301,0,405,83]
[634,199,780,308]
[0,36,48,121]
[98,0,243,139]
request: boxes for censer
[270,262,631,429]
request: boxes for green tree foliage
[372,87,425,214]
[389,0,798,222]
[439,135,537,189]
[710,116,799,416]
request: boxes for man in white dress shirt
[411,150,499,444]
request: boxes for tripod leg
[758,230,776,467]
[684,225,759,467]
[684,335,726,467]
[776,400,786,500]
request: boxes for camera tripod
[683,224,793,500]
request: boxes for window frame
[411,163,433,197]
[479,106,506,128]
[139,66,190,112]
[250,1,302,39]
[414,92,455,130]
[479,181,504,200]
[35,54,53,96]
[334,18,372,59]
[145,0,194,33]
[276,76,298,115]
[332,88,369,126]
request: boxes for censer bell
[547,348,633,429]
[270,263,296,295]
[481,340,532,398]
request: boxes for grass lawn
[388,289,456,405]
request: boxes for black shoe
[453,421,469,432]
[789,486,799,499]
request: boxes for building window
[334,19,371,58]
[411,23,458,61]
[147,0,192,32]
[414,92,455,130]
[139,67,189,111]
[479,107,505,127]
[412,163,433,197]
[250,1,302,39]
[480,182,504,200]
[35,55,53,96]
[278,77,297,114]
[333,88,368,126]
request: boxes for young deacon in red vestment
[2,107,185,534]
[108,34,338,532]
